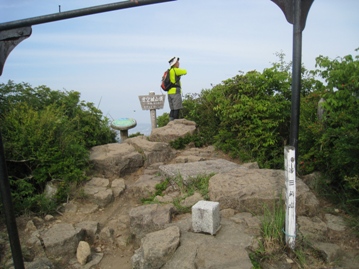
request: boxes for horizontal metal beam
[0,0,176,31]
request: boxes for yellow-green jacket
[168,67,187,95]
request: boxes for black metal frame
[0,0,314,267]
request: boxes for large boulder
[159,159,241,185]
[126,136,175,166]
[132,226,181,269]
[41,223,82,261]
[149,119,196,143]
[209,168,320,216]
[129,204,175,240]
[162,217,254,269]
[89,143,144,178]
[82,177,126,207]
[83,177,113,207]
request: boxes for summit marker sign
[139,94,165,110]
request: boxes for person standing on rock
[167,57,187,121]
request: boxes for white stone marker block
[192,200,221,235]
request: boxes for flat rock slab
[324,213,346,232]
[159,159,243,184]
[90,143,144,178]
[209,168,320,216]
[126,136,175,166]
[162,218,254,269]
[149,119,196,143]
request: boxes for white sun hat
[168,57,179,67]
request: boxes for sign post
[139,92,166,132]
[271,0,314,252]
[284,146,296,250]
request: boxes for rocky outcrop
[129,204,175,240]
[149,119,197,143]
[132,226,180,269]
[159,158,242,184]
[90,143,144,178]
[89,135,176,179]
[3,120,358,269]
[126,136,175,166]
[81,177,126,208]
[39,223,84,260]
[162,217,254,269]
[208,168,320,216]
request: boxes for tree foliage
[0,81,116,214]
[181,49,359,203]
[182,53,301,168]
[299,49,359,199]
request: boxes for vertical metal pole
[289,0,303,162]
[0,132,25,269]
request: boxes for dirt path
[81,171,143,269]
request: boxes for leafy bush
[0,81,116,215]
[180,49,359,205]
[182,91,220,145]
[182,61,297,168]
[299,50,359,195]
[157,112,170,127]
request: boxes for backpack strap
[170,68,179,87]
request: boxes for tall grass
[261,198,286,254]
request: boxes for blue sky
[1,0,358,131]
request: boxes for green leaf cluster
[299,49,359,206]
[181,49,359,204]
[182,55,296,169]
[0,81,116,215]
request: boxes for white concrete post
[284,146,296,250]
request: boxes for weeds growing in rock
[252,197,286,264]
[140,173,213,213]
[249,196,331,268]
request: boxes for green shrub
[299,49,359,203]
[182,67,294,168]
[0,81,116,215]
[182,91,220,145]
[157,112,169,127]
[169,133,207,149]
